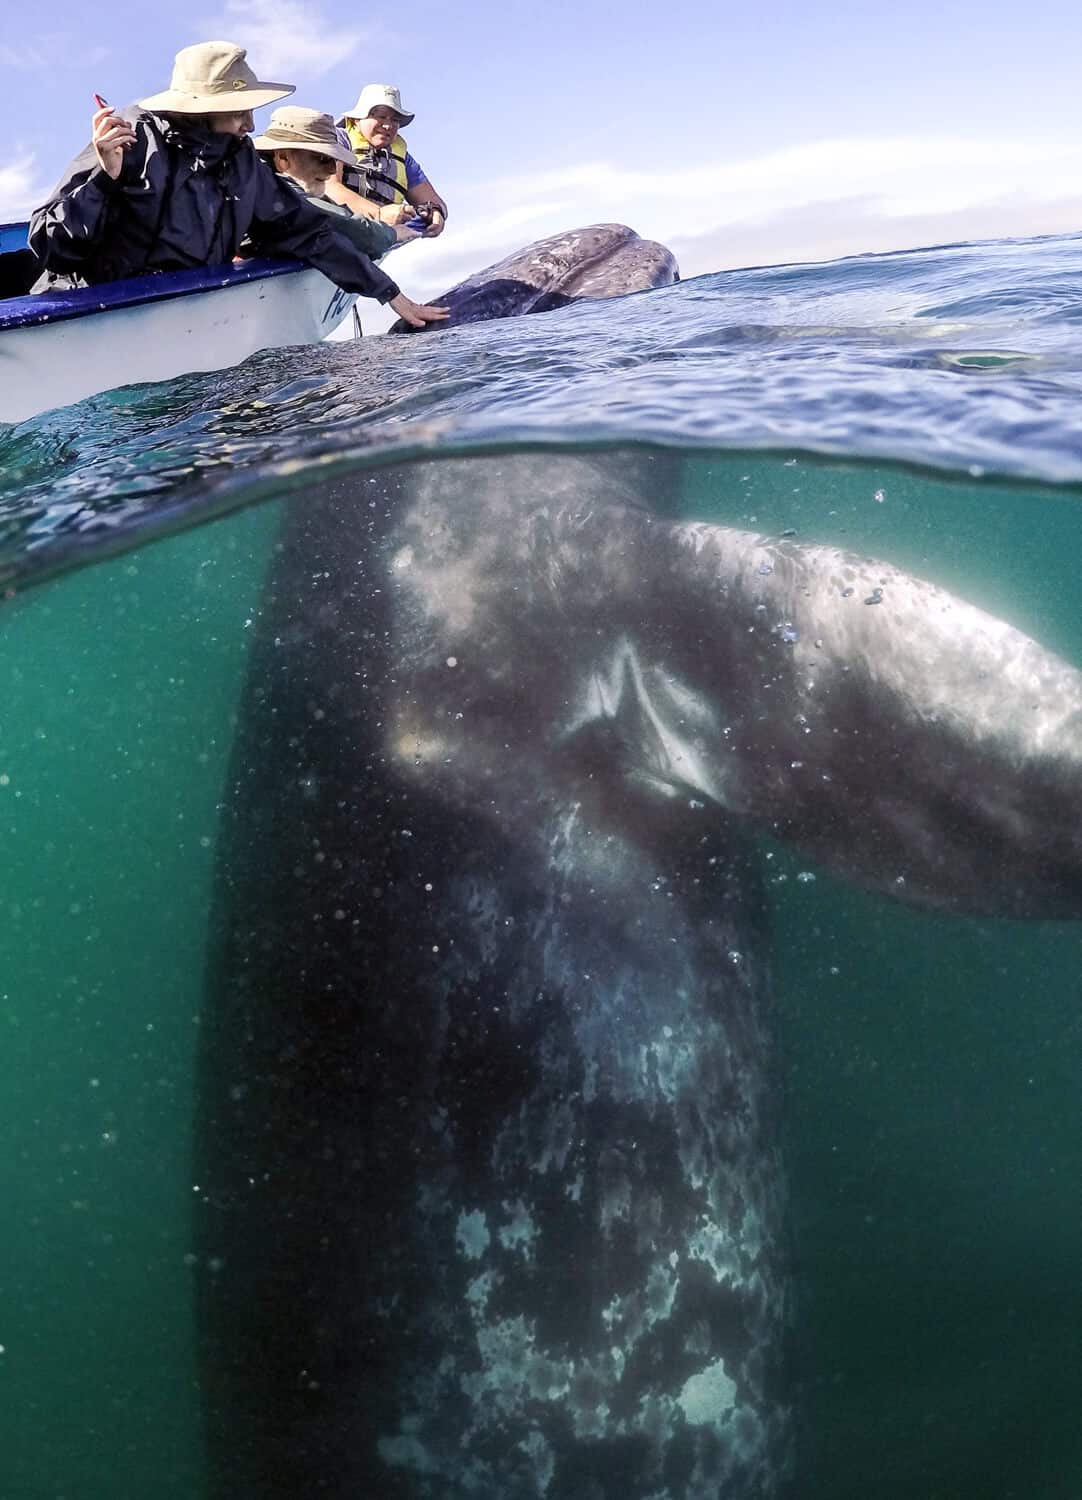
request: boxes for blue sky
[3,0,1081,309]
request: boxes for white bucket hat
[252,107,359,166]
[139,40,295,114]
[339,83,414,127]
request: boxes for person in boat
[27,41,448,330]
[329,84,447,236]
[253,106,414,261]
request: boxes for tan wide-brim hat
[252,107,359,167]
[139,40,295,114]
[338,83,414,127]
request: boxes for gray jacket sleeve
[248,170,402,304]
[303,194,398,261]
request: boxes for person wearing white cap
[253,106,418,262]
[328,83,447,238]
[28,42,448,328]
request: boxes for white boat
[0,222,357,425]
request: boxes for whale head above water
[389,222,679,331]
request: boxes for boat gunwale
[0,221,315,333]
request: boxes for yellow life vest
[343,123,409,205]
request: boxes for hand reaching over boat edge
[388,294,449,328]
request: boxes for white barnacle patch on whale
[456,1208,490,1260]
[677,1357,738,1425]
[601,1258,680,1348]
[461,1314,571,1413]
[498,1199,539,1259]
[518,1429,555,1495]
[641,1021,698,1107]
[466,1269,498,1313]
[688,1217,742,1283]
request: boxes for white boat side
[0,224,357,424]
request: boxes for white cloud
[0,154,46,219]
[199,0,371,80]
[0,42,47,69]
[0,35,108,71]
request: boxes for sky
[3,0,1082,323]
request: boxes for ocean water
[2,232,1082,1499]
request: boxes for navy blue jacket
[29,108,401,303]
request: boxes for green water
[1,504,280,1498]
[2,450,1080,1497]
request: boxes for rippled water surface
[2,232,1081,1499]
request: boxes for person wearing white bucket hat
[328,83,448,237]
[253,106,417,262]
[28,42,448,328]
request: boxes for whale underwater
[194,239,1082,1499]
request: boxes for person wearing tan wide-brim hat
[253,107,414,263]
[326,82,448,239]
[28,42,449,328]
[138,39,295,114]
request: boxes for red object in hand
[93,93,111,110]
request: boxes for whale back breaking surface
[196,451,791,1499]
[389,223,680,330]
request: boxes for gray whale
[196,449,1082,1500]
[389,222,679,331]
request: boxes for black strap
[360,164,404,195]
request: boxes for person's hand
[92,105,136,180]
[378,201,413,226]
[422,208,446,238]
[388,294,450,328]
[393,224,422,243]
